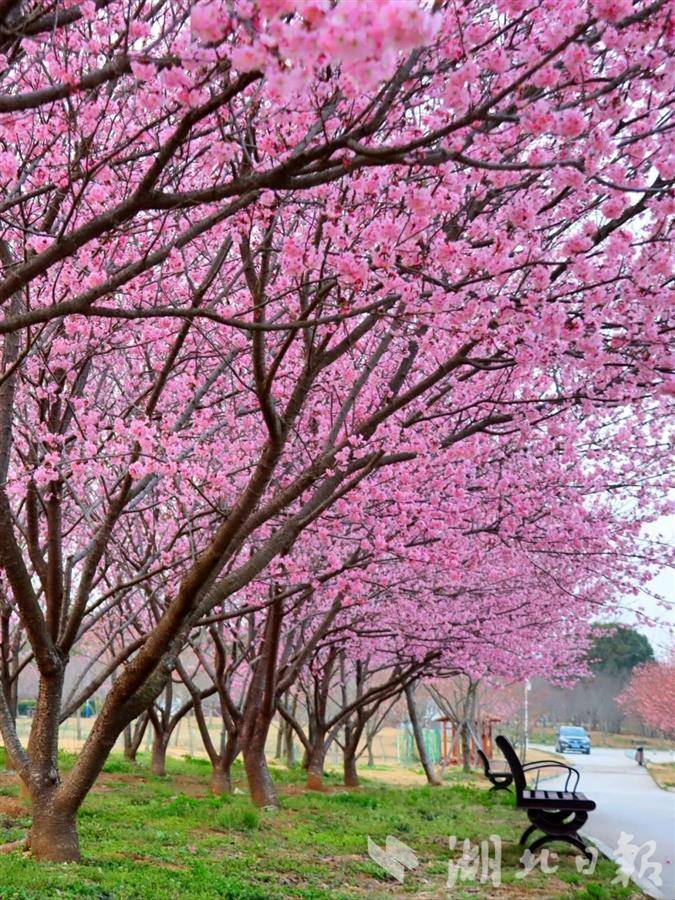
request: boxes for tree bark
[237,592,283,807]
[405,682,442,786]
[29,795,79,863]
[22,667,87,859]
[123,724,133,760]
[123,713,148,763]
[366,736,375,767]
[210,761,233,795]
[210,734,238,796]
[306,741,326,791]
[274,720,283,759]
[242,740,278,808]
[283,720,295,768]
[343,749,359,787]
[151,733,168,776]
[461,681,478,773]
[460,722,471,773]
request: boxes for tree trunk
[237,593,282,808]
[239,703,277,806]
[151,734,168,776]
[405,682,442,786]
[460,682,477,774]
[29,797,80,863]
[123,713,148,763]
[123,724,134,761]
[274,720,283,759]
[210,735,238,796]
[24,669,83,859]
[242,740,278,808]
[343,749,359,788]
[306,741,326,791]
[284,720,295,768]
[460,723,471,773]
[210,761,233,795]
[366,736,375,767]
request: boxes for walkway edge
[582,831,665,900]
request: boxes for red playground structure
[436,715,501,767]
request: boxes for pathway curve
[531,745,675,899]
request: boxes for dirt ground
[13,718,413,767]
[9,719,563,786]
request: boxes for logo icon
[367,835,419,882]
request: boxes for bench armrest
[522,760,580,792]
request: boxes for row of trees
[0,0,672,863]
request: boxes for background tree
[589,625,655,680]
[534,625,656,731]
[618,656,675,737]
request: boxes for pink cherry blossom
[0,0,670,861]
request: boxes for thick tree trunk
[405,682,442,786]
[210,761,233,795]
[238,593,282,808]
[242,740,278,808]
[29,797,79,862]
[210,735,238,796]
[343,749,359,788]
[306,741,326,791]
[24,669,84,859]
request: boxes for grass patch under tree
[0,751,644,899]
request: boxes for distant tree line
[533,625,655,734]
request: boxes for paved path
[531,745,675,899]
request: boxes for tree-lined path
[0,0,672,876]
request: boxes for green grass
[647,761,675,790]
[0,752,644,899]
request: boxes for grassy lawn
[646,762,675,791]
[0,753,643,899]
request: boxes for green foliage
[589,625,654,680]
[0,755,644,899]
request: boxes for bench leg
[528,832,592,861]
[521,810,591,860]
[519,823,537,846]
[490,782,513,793]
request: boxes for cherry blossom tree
[617,655,675,736]
[0,0,671,863]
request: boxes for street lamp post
[524,680,532,762]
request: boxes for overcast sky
[621,515,674,658]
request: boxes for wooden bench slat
[522,789,595,810]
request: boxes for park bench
[495,735,595,860]
[477,748,513,791]
[478,745,578,794]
